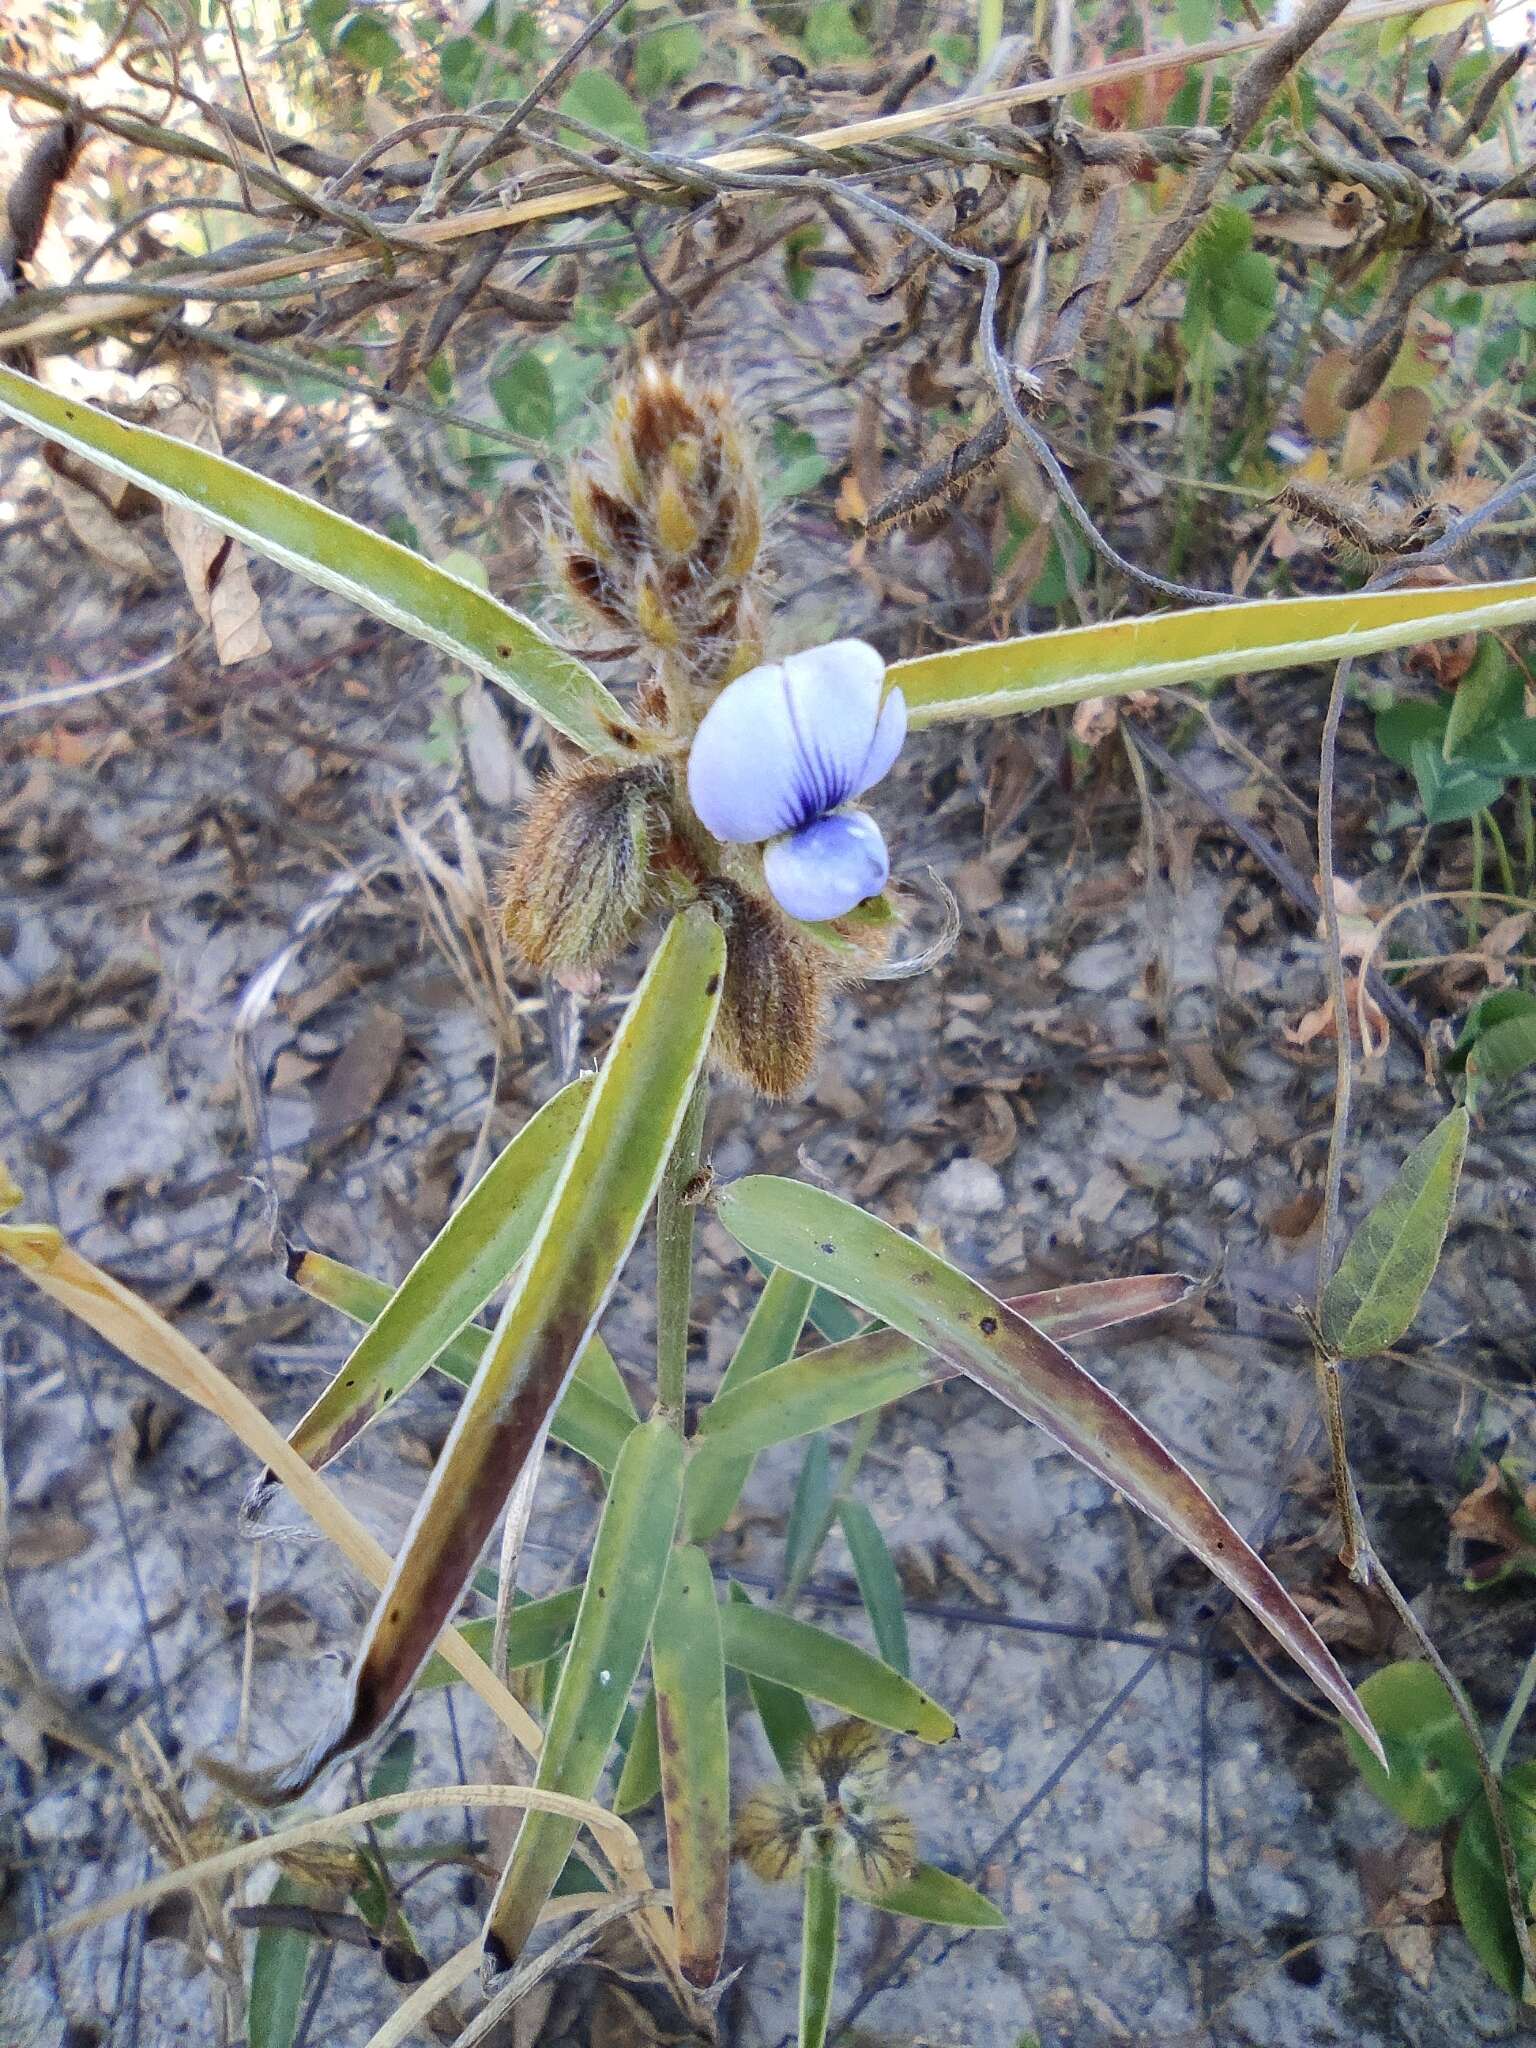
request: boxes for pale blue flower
[687,639,906,922]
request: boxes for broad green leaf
[558,71,647,149]
[1469,1014,1536,1093]
[717,1176,1382,1764]
[1376,697,1448,769]
[280,1078,594,1477]
[1410,739,1506,824]
[686,1266,814,1541]
[839,1501,909,1678]
[1447,991,1536,1078]
[0,365,635,756]
[633,21,703,92]
[1344,1660,1482,1830]
[800,1859,841,2048]
[417,1584,581,1690]
[485,1418,684,1971]
[1452,1760,1536,1996]
[889,578,1536,730]
[697,1274,1198,1459]
[783,1437,834,1590]
[252,908,722,1801]
[1320,1107,1469,1358]
[248,1876,311,2048]
[287,1251,636,1474]
[491,351,557,441]
[1444,639,1522,758]
[804,0,868,59]
[614,1686,661,1814]
[842,1861,1005,1928]
[719,1598,953,1743]
[728,1584,815,1772]
[652,1544,731,1986]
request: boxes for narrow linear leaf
[800,1859,840,2048]
[240,907,723,1803]
[652,1544,732,1987]
[720,1597,952,1743]
[698,1272,1200,1458]
[838,1500,909,1678]
[484,1418,684,1973]
[614,1687,661,1814]
[783,1437,834,1590]
[277,1078,594,1479]
[289,1246,636,1473]
[890,578,1536,728]
[727,1584,815,1772]
[0,365,636,756]
[841,1861,1005,1928]
[745,1253,865,1342]
[685,1266,814,1541]
[1320,1107,1469,1358]
[417,1585,581,1691]
[717,1176,1382,1764]
[247,1876,312,2048]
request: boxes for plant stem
[654,1076,708,1424]
[977,0,1003,67]
[1494,1643,1536,1774]
[1483,806,1517,900]
[799,1851,841,2048]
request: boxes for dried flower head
[557,362,764,697]
[734,1719,917,1895]
[499,758,667,972]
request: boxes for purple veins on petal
[762,810,890,923]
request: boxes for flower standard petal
[688,662,807,843]
[850,686,906,799]
[763,811,890,923]
[778,641,887,815]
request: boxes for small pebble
[933,1157,1006,1217]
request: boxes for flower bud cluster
[499,365,909,1098]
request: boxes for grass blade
[0,364,637,756]
[278,1079,594,1478]
[684,1267,814,1541]
[243,907,724,1801]
[716,1176,1383,1764]
[697,1273,1199,1457]
[838,1501,909,1678]
[1320,1106,1469,1359]
[289,1250,636,1472]
[652,1545,732,1986]
[719,1599,952,1743]
[485,1418,685,1973]
[890,579,1536,728]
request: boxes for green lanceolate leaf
[1344,1660,1483,1830]
[247,1877,312,2048]
[889,578,1536,729]
[652,1544,732,1986]
[287,1251,636,1473]
[841,1860,1005,1928]
[484,1418,685,1973]
[240,908,723,1804]
[800,1857,840,2048]
[614,1686,661,1813]
[417,1584,582,1689]
[1320,1107,1469,1359]
[720,1596,952,1742]
[1452,1760,1536,1996]
[717,1176,1383,1764]
[278,1079,594,1478]
[697,1273,1200,1459]
[727,1584,815,1771]
[0,365,636,756]
[783,1436,834,1589]
[839,1500,909,1677]
[685,1266,814,1541]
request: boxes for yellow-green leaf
[841,1860,1005,1927]
[484,1418,684,1973]
[719,1598,952,1743]
[890,580,1536,728]
[717,1176,1382,1765]
[1320,1107,1469,1359]
[652,1544,731,1986]
[0,365,636,756]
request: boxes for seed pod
[500,760,666,972]
[3,115,84,279]
[705,881,825,1099]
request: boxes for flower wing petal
[763,811,890,922]
[850,686,906,798]
[687,663,805,843]
[779,641,886,815]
